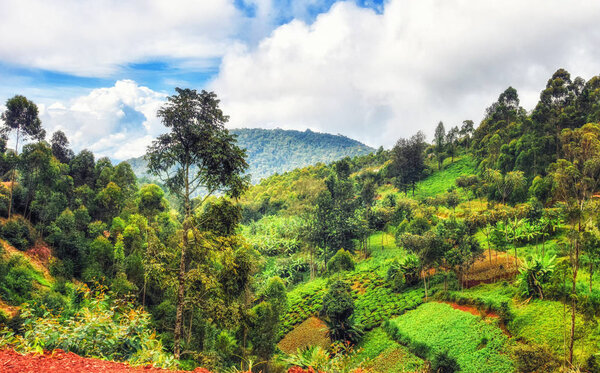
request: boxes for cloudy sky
[1,0,599,160]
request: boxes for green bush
[387,256,420,291]
[0,285,174,368]
[516,254,556,299]
[431,350,460,373]
[511,343,559,373]
[0,255,37,305]
[327,249,355,273]
[1,217,34,251]
[321,280,362,344]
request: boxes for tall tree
[399,231,442,300]
[360,178,376,255]
[532,69,581,157]
[434,121,446,170]
[484,169,526,205]
[50,130,74,164]
[446,126,459,163]
[460,120,474,149]
[390,131,427,195]
[70,150,96,188]
[1,95,45,217]
[550,122,600,365]
[145,88,248,358]
[438,218,482,290]
[249,277,287,366]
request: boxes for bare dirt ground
[0,349,211,373]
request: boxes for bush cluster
[0,285,174,368]
[1,217,35,251]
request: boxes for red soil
[0,349,211,373]
[439,301,499,318]
[437,302,512,337]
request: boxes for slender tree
[1,95,45,217]
[446,126,459,163]
[145,88,248,358]
[460,120,474,149]
[434,121,446,170]
[550,123,600,365]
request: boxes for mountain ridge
[127,127,375,184]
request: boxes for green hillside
[127,128,375,184]
[2,69,600,373]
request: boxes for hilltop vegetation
[128,128,375,184]
[0,68,600,373]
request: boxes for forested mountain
[1,69,600,373]
[127,128,375,184]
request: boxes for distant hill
[127,128,375,184]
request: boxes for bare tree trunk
[8,126,20,218]
[423,270,428,301]
[142,276,147,307]
[187,306,194,345]
[174,166,191,360]
[590,262,594,293]
[174,221,188,359]
[568,221,581,366]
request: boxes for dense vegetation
[1,68,600,373]
[127,128,375,185]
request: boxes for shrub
[0,285,174,368]
[387,256,420,292]
[1,217,34,251]
[511,343,559,373]
[327,249,355,273]
[516,254,556,299]
[321,280,362,344]
[430,350,460,373]
[0,255,36,305]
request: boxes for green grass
[449,282,517,311]
[510,300,596,363]
[413,155,477,199]
[0,253,49,306]
[359,232,404,276]
[353,328,424,372]
[386,302,514,373]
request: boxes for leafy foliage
[0,285,175,368]
[517,254,556,299]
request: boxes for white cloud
[39,80,167,160]
[0,0,241,76]
[211,0,600,147]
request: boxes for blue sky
[0,0,598,160]
[0,0,384,99]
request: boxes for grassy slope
[444,282,599,363]
[387,302,514,373]
[414,155,477,199]
[353,328,424,372]
[0,237,52,311]
[272,151,599,371]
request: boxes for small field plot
[353,328,424,373]
[386,302,514,373]
[278,316,330,354]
